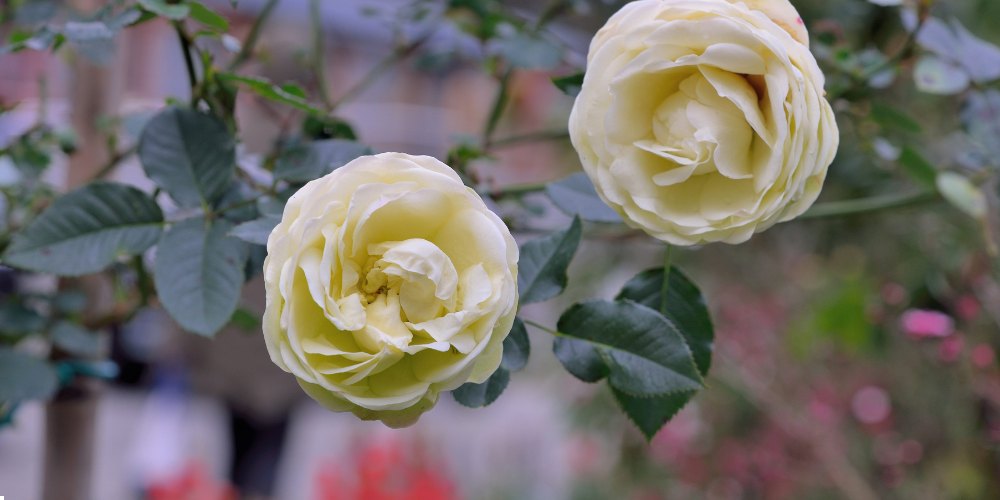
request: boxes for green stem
[522,318,562,337]
[173,22,199,104]
[482,68,512,149]
[799,190,939,220]
[89,144,137,182]
[660,245,672,315]
[229,0,280,70]
[309,0,333,110]
[491,129,569,148]
[491,181,547,198]
[215,193,265,216]
[132,255,151,307]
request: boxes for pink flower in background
[970,344,996,368]
[900,309,954,339]
[938,336,965,363]
[880,283,908,306]
[851,386,891,425]
[954,295,980,321]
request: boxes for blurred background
[1,0,999,498]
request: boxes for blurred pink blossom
[880,283,908,306]
[938,335,965,363]
[970,344,995,368]
[851,386,891,425]
[954,295,980,321]
[900,309,954,339]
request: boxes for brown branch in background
[330,30,436,110]
[714,358,881,500]
[229,0,281,70]
[89,144,138,182]
[309,0,333,110]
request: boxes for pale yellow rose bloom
[262,153,518,427]
[569,0,839,245]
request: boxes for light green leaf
[154,218,248,336]
[546,173,622,223]
[138,107,235,208]
[898,146,938,188]
[188,1,228,31]
[2,182,163,276]
[139,0,191,20]
[218,74,323,114]
[495,32,562,69]
[229,214,281,246]
[501,317,529,372]
[0,349,59,403]
[517,216,581,304]
[273,139,372,183]
[616,267,714,376]
[936,172,986,218]
[871,103,922,134]
[556,300,702,397]
[229,307,261,332]
[452,368,510,408]
[51,321,102,358]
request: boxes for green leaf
[452,367,510,408]
[139,0,191,20]
[51,291,88,314]
[936,172,986,218]
[154,218,249,336]
[273,139,372,183]
[495,32,562,69]
[229,214,281,246]
[898,146,938,188]
[517,216,581,304]
[616,267,714,376]
[612,389,694,440]
[871,104,921,134]
[552,336,608,382]
[501,317,529,372]
[138,107,236,208]
[218,74,323,114]
[556,300,702,396]
[51,321,101,358]
[551,73,584,97]
[0,349,59,403]
[546,173,621,223]
[188,1,229,31]
[229,307,261,332]
[2,182,163,276]
[0,302,45,339]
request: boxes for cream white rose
[262,153,518,427]
[569,0,838,245]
